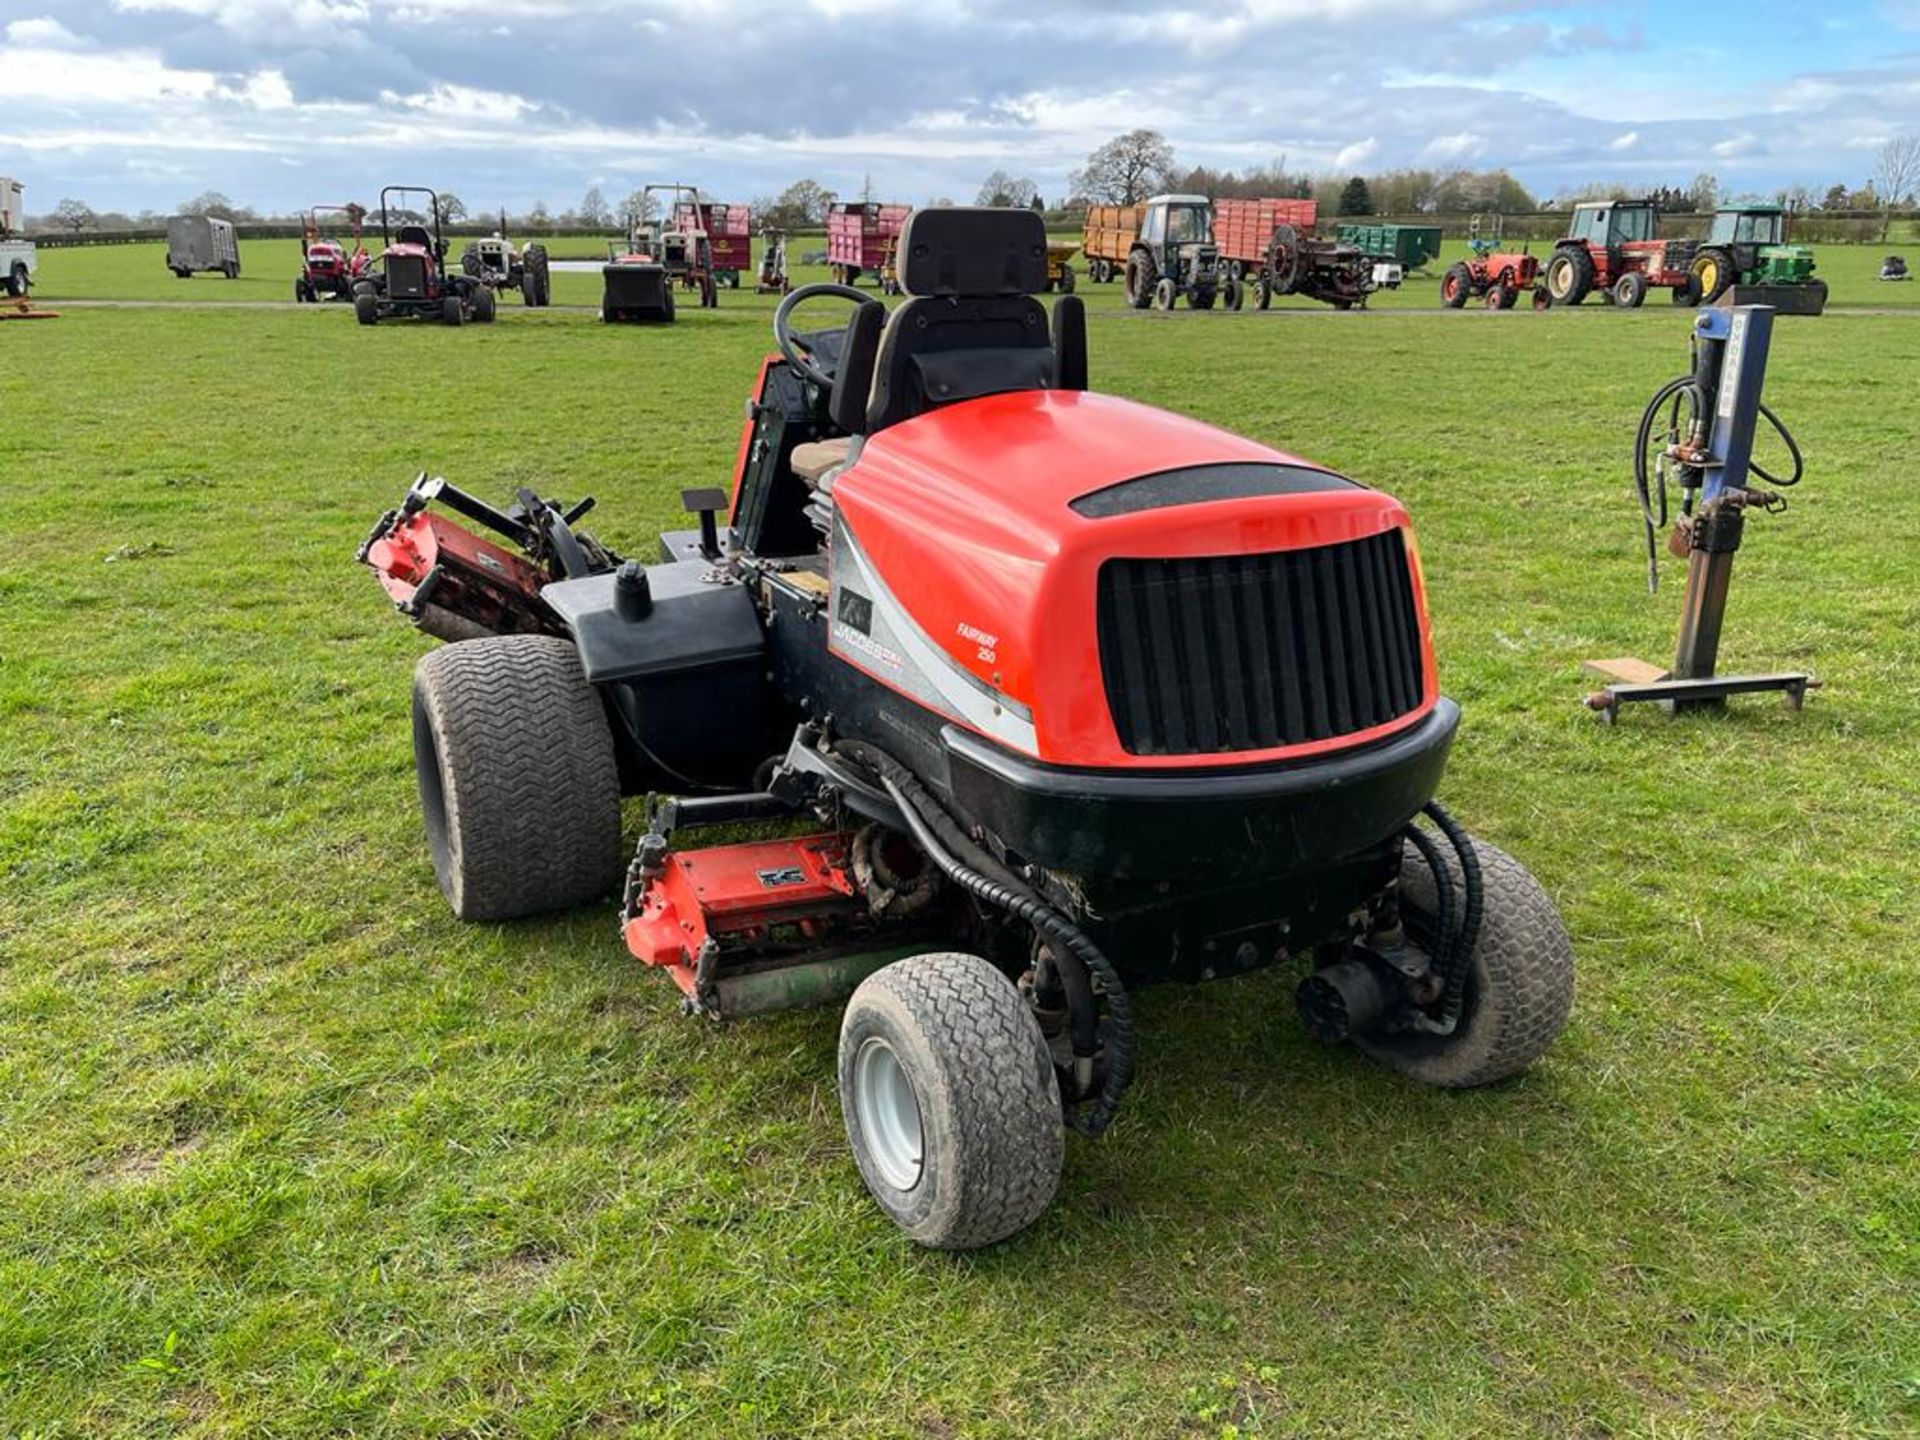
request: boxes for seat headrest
[899,207,1048,298]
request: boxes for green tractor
[1689,205,1827,316]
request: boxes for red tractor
[295,204,370,303]
[352,186,494,327]
[1441,213,1551,310]
[357,208,1574,1250]
[1542,199,1697,308]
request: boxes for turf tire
[1357,836,1574,1088]
[354,291,379,325]
[839,952,1063,1250]
[410,635,623,922]
[1441,263,1471,307]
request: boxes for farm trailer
[675,202,752,287]
[827,202,911,288]
[167,215,242,279]
[1335,222,1444,281]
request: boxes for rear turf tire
[1358,837,1574,1088]
[354,291,379,326]
[839,952,1063,1250]
[410,635,623,921]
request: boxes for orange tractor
[1440,214,1551,310]
[1541,199,1697,308]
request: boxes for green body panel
[1334,223,1444,269]
[1749,245,1816,284]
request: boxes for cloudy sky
[0,0,1915,215]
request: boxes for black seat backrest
[867,207,1071,434]
[397,223,432,250]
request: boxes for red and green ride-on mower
[353,186,495,327]
[1543,199,1697,309]
[296,204,371,303]
[1442,213,1551,310]
[358,208,1574,1249]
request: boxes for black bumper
[942,700,1458,880]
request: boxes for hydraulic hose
[835,740,1134,1135]
[1421,801,1483,1031]
[1633,374,1703,594]
[1399,800,1483,1037]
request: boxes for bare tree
[1074,130,1176,206]
[1874,134,1920,238]
[52,198,96,232]
[578,186,612,228]
[620,189,660,229]
[433,192,468,226]
[975,170,1038,207]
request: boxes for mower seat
[397,224,432,250]
[865,208,1084,434]
[790,437,853,492]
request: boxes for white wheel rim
[855,1037,924,1192]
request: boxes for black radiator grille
[388,257,427,300]
[1096,529,1425,755]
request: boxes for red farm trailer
[674,201,752,288]
[828,202,911,288]
[1214,198,1319,282]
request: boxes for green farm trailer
[1335,223,1444,273]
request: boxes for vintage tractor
[1441,214,1551,310]
[461,220,552,307]
[630,185,719,308]
[1542,199,1697,309]
[1123,194,1229,311]
[357,208,1574,1250]
[756,227,792,294]
[353,187,494,327]
[295,204,370,303]
[1687,206,1826,316]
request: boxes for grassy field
[1,249,1916,1438]
[25,233,1920,310]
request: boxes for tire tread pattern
[844,953,1062,1250]
[1360,839,1574,1088]
[413,635,622,921]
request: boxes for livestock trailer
[1335,222,1444,273]
[167,215,241,279]
[1214,198,1319,280]
[674,202,752,287]
[827,202,910,286]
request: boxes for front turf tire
[411,635,623,922]
[839,953,1063,1250]
[1358,837,1574,1088]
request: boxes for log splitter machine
[1585,305,1815,721]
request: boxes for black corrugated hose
[836,740,1135,1136]
[1408,800,1483,1035]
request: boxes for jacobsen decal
[829,513,1038,755]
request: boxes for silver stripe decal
[832,515,1040,755]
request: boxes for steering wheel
[774,282,879,390]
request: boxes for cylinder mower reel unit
[1584,306,1815,722]
[356,207,1576,1250]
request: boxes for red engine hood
[830,389,1435,768]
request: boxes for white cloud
[1423,130,1485,160]
[1608,130,1639,151]
[1712,132,1764,159]
[4,16,88,46]
[1334,136,1379,168]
